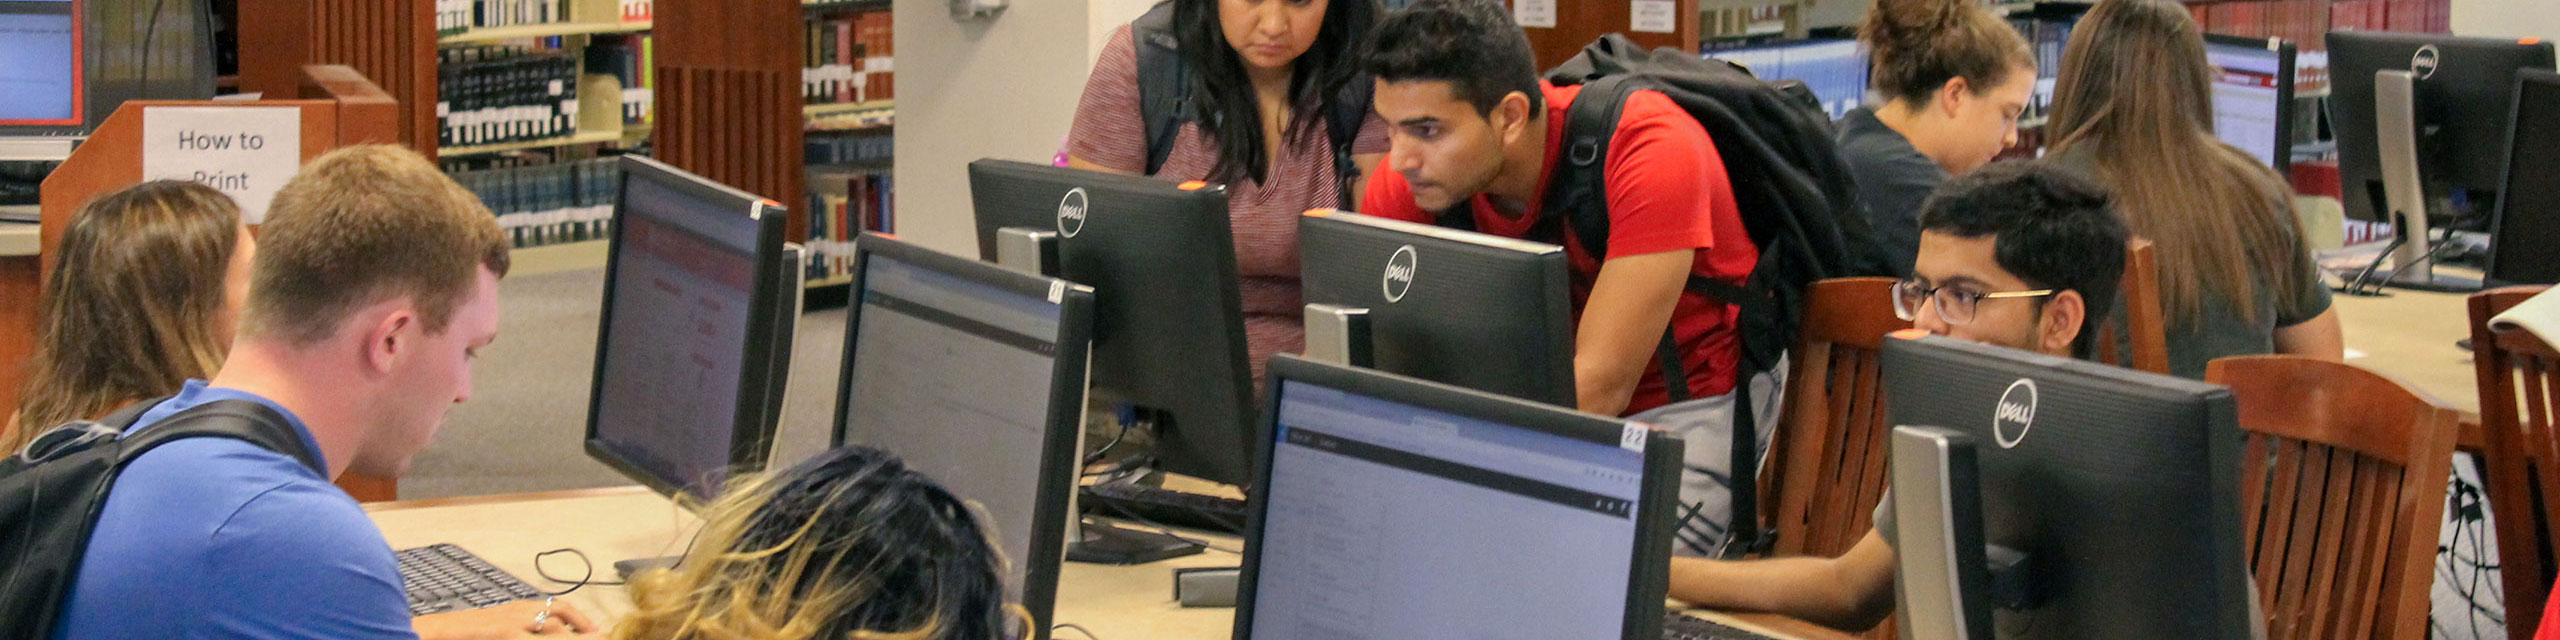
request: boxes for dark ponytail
[1859,0,2036,106]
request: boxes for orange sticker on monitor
[1178,181,1210,191]
[1889,328,1931,341]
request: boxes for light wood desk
[368,486,1819,639]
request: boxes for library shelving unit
[1520,0,1702,69]
[800,0,896,292]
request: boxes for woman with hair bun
[1838,0,2039,269]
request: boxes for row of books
[587,35,657,125]
[1704,39,1868,120]
[805,10,895,105]
[2186,0,2451,49]
[807,168,894,282]
[2012,13,2076,126]
[454,157,625,249]
[435,0,566,34]
[439,46,584,148]
[807,132,892,167]
[621,0,654,23]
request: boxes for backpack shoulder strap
[1542,75,1634,259]
[116,400,322,476]
[1325,74,1375,208]
[1130,2,1188,177]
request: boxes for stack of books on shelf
[804,8,894,106]
[806,132,892,167]
[454,157,625,249]
[587,35,657,126]
[439,46,582,148]
[436,0,569,34]
[806,169,893,283]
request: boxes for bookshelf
[441,129,626,157]
[438,20,653,45]
[799,0,895,292]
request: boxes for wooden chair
[2468,285,2560,640]
[2096,238,2170,374]
[1758,277,1909,638]
[2209,355,2460,640]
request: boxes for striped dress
[1067,24,1391,384]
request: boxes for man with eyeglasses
[1663,160,2129,631]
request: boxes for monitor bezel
[0,0,85,128]
[1232,354,1681,640]
[2487,68,2560,285]
[583,155,789,506]
[2203,32,2297,175]
[830,231,1096,639]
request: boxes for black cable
[1051,623,1102,640]
[1081,417,1132,468]
[531,547,622,596]
[136,0,173,100]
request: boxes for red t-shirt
[1361,81,1756,415]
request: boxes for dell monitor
[831,232,1094,638]
[0,0,81,130]
[1234,354,1682,639]
[968,159,1259,486]
[2328,32,2554,283]
[1882,334,2252,639]
[1298,209,1576,406]
[585,156,791,504]
[2487,70,2560,285]
[2205,33,2297,172]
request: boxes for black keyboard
[398,543,545,616]
[1663,612,1783,640]
[1078,483,1249,534]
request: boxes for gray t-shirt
[1837,107,1949,274]
[2047,147,2334,380]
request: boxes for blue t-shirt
[52,380,415,640]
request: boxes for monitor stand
[1303,304,1374,368]
[1066,519,1203,565]
[2360,69,2486,294]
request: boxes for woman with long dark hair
[1067,0,1387,382]
[2046,0,2344,378]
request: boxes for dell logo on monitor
[2413,44,2442,80]
[1056,187,1090,238]
[1993,378,2038,449]
[1382,245,1418,303]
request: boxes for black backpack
[0,399,318,640]
[1437,34,1900,558]
[1130,0,1374,207]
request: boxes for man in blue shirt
[52,145,597,639]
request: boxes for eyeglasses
[1891,280,2055,325]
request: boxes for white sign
[143,106,300,224]
[1514,0,1556,28]
[1632,0,1677,33]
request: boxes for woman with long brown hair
[5,180,254,453]
[2046,0,2344,378]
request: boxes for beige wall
[2453,0,2560,40]
[891,0,1141,255]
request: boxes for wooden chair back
[1763,278,1909,558]
[2468,285,2560,639]
[2209,355,2460,640]
[2096,238,2170,374]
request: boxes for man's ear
[2038,289,2087,356]
[1495,91,1535,145]
[361,307,416,377]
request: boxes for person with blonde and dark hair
[5,181,253,454]
[1837,0,2039,270]
[615,445,1019,640]
[50,145,593,640]
[2045,0,2343,378]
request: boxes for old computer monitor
[2329,32,2555,227]
[1882,334,2252,639]
[831,232,1093,639]
[585,156,791,504]
[1234,354,1683,639]
[2205,33,2297,172]
[968,159,1259,486]
[0,0,81,131]
[2488,70,2560,285]
[1298,209,1575,406]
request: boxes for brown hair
[1859,0,2037,106]
[7,181,242,453]
[242,144,510,345]
[2047,0,2306,328]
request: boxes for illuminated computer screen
[0,0,81,127]
[2204,34,2295,172]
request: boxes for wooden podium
[1,65,402,501]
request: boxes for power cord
[530,548,624,596]
[1051,623,1103,640]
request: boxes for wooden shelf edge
[440,130,626,157]
[439,20,652,45]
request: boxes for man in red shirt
[1359,0,1772,554]
[1359,0,1757,419]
